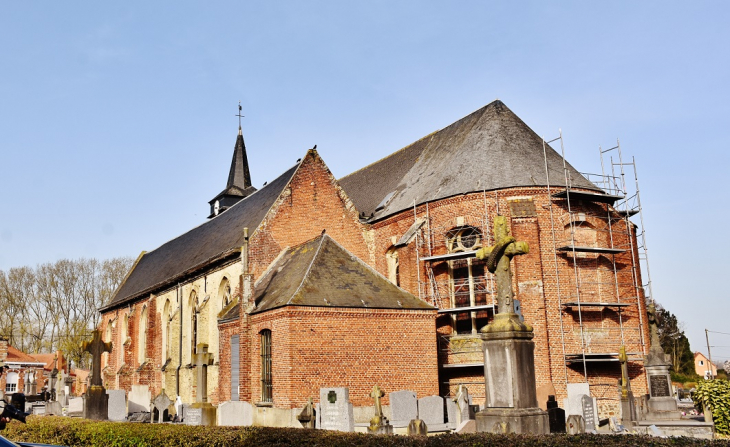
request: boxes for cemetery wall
[248,306,438,409]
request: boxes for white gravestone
[128,385,151,413]
[217,401,254,426]
[318,387,354,432]
[107,390,127,422]
[418,396,447,431]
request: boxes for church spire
[208,104,257,218]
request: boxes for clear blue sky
[1,2,728,361]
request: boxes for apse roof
[102,162,301,311]
[338,100,600,221]
[251,234,434,314]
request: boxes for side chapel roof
[338,100,600,221]
[103,162,301,311]
[251,234,434,314]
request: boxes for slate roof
[251,234,434,314]
[338,100,601,221]
[209,129,256,204]
[103,162,301,311]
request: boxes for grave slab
[389,391,417,427]
[107,390,127,422]
[217,401,254,426]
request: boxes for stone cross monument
[82,329,112,420]
[368,385,393,434]
[618,345,636,423]
[644,302,679,419]
[190,343,217,426]
[474,215,548,434]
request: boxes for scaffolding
[543,134,651,386]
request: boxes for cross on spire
[236,101,244,129]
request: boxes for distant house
[694,352,718,378]
[0,344,70,398]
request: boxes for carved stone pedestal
[475,329,548,434]
[645,364,679,420]
[83,385,109,421]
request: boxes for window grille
[260,330,272,402]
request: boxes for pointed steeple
[227,126,253,191]
[208,108,256,218]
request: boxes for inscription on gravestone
[581,395,596,431]
[185,407,202,425]
[649,375,671,398]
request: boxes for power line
[707,330,730,336]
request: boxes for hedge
[2,417,729,447]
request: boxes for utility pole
[706,329,714,378]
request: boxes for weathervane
[236,101,244,128]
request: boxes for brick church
[98,100,650,424]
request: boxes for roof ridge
[338,100,500,181]
[143,161,300,258]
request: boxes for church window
[104,320,113,368]
[162,300,171,362]
[138,306,148,365]
[220,278,231,308]
[386,248,400,286]
[5,372,18,393]
[120,314,129,364]
[446,226,489,334]
[190,291,199,357]
[260,329,272,403]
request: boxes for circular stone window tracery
[447,226,482,252]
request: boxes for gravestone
[546,395,565,433]
[407,418,427,435]
[81,329,113,420]
[107,390,127,422]
[68,397,84,416]
[152,390,172,423]
[56,371,68,407]
[566,414,585,434]
[454,385,470,426]
[418,396,447,431]
[217,401,254,426]
[389,390,417,427]
[297,398,316,428]
[445,398,458,429]
[174,395,183,421]
[564,383,590,416]
[189,344,216,426]
[474,216,548,435]
[367,385,393,434]
[45,400,62,416]
[581,395,597,431]
[644,302,680,419]
[128,385,151,413]
[318,387,354,432]
[184,405,202,426]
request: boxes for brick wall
[247,306,438,409]
[371,187,648,417]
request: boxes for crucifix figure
[619,345,630,399]
[476,215,531,333]
[82,329,113,387]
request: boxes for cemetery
[2,102,729,443]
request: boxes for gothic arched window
[138,306,148,365]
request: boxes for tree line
[0,257,134,369]
[655,301,696,377]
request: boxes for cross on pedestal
[370,385,385,417]
[619,345,630,399]
[476,215,532,333]
[82,329,112,387]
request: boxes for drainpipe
[242,228,252,304]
